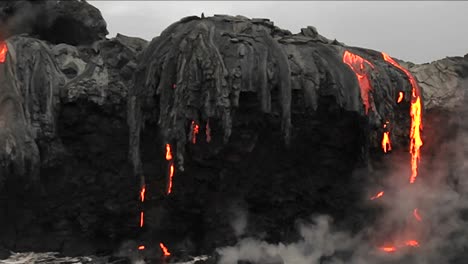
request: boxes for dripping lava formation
[0,1,468,263]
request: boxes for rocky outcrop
[0,0,108,45]
[406,56,468,111]
[0,5,467,261]
[0,33,147,254]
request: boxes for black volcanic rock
[0,3,466,259]
[0,0,108,45]
[128,14,423,254]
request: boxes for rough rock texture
[405,56,468,111]
[0,0,108,45]
[128,15,422,256]
[0,33,147,255]
[0,7,467,261]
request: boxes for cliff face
[0,3,466,260]
[0,2,148,252]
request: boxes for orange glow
[0,42,7,63]
[191,121,200,144]
[380,246,396,253]
[140,185,146,202]
[382,52,423,184]
[140,211,144,227]
[370,191,384,200]
[138,245,145,250]
[343,50,375,114]
[159,243,171,257]
[413,208,422,222]
[167,162,175,195]
[405,240,420,247]
[382,132,392,153]
[165,144,173,160]
[397,92,404,103]
[206,120,211,143]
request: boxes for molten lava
[167,162,175,195]
[397,92,404,103]
[0,42,7,63]
[140,211,144,227]
[343,50,375,114]
[413,208,422,222]
[382,52,423,184]
[382,132,392,153]
[140,185,146,203]
[405,240,420,247]
[138,245,145,250]
[370,191,384,200]
[159,243,171,257]
[165,144,173,160]
[380,246,396,253]
[191,121,200,144]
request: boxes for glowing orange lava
[380,246,396,253]
[0,42,7,63]
[382,52,423,184]
[165,144,173,160]
[140,211,144,227]
[167,162,175,195]
[370,191,384,200]
[159,243,171,257]
[140,185,146,203]
[343,50,375,114]
[405,240,420,247]
[138,245,145,250]
[382,132,392,153]
[397,92,404,103]
[191,121,200,144]
[413,208,422,222]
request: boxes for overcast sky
[90,1,468,64]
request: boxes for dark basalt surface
[0,3,466,261]
[128,15,420,256]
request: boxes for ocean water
[0,252,209,264]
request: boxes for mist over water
[217,106,468,264]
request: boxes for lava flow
[160,243,171,257]
[382,52,423,183]
[343,50,375,114]
[397,92,404,103]
[370,191,384,200]
[382,132,392,153]
[0,42,7,63]
[165,144,175,194]
[191,121,200,144]
[413,208,422,222]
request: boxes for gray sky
[90,1,468,64]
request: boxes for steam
[217,105,468,263]
[229,202,248,237]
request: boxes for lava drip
[397,92,404,103]
[382,121,392,153]
[0,42,7,63]
[159,243,171,257]
[165,144,175,194]
[342,50,375,114]
[370,191,384,200]
[381,52,423,183]
[191,121,200,144]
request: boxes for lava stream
[140,185,146,202]
[165,143,173,160]
[342,50,375,114]
[382,132,392,153]
[159,243,171,257]
[370,191,384,200]
[413,208,422,222]
[140,211,144,227]
[0,42,7,63]
[397,91,404,103]
[191,121,200,144]
[382,52,423,183]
